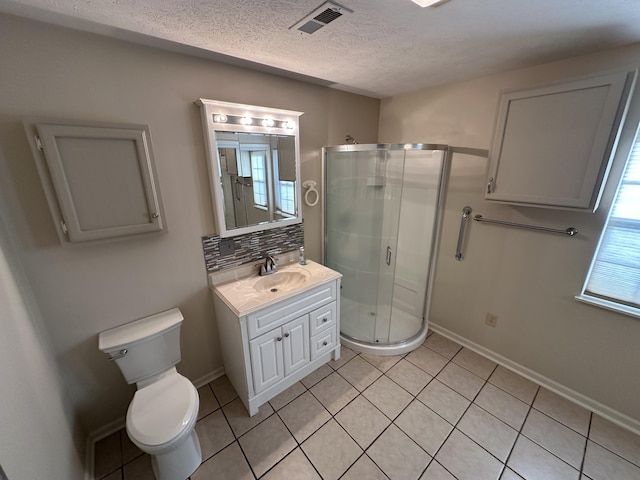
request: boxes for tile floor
[94,331,640,480]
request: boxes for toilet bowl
[99,308,202,480]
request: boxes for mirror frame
[197,98,304,238]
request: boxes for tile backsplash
[202,223,305,273]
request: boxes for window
[579,121,640,317]
[250,151,267,207]
[272,151,296,216]
[278,181,296,215]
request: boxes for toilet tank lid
[99,308,184,352]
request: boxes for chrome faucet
[260,255,277,276]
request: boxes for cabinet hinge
[487,177,495,194]
[60,219,69,235]
[34,135,43,151]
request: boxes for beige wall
[0,206,84,479]
[379,44,640,423]
[0,12,379,440]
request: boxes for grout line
[579,412,593,476]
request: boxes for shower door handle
[386,246,392,266]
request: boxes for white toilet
[98,308,202,480]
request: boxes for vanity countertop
[209,257,342,317]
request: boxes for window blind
[584,123,640,310]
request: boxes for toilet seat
[126,372,198,452]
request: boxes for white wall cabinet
[485,70,636,211]
[212,278,341,416]
[23,119,166,243]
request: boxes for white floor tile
[279,391,331,442]
[341,454,387,480]
[589,414,640,466]
[368,424,431,480]
[436,429,503,480]
[423,333,462,359]
[488,367,539,405]
[386,358,433,395]
[335,395,391,449]
[582,440,640,480]
[436,362,485,400]
[451,348,498,380]
[362,375,413,419]
[507,435,580,480]
[406,345,449,376]
[533,388,590,436]
[417,379,470,425]
[475,383,529,430]
[395,400,453,456]
[338,355,383,391]
[238,414,297,478]
[457,404,518,462]
[261,448,321,480]
[522,409,586,469]
[302,419,363,480]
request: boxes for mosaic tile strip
[202,223,305,273]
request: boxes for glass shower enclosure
[323,144,449,355]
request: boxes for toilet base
[150,429,202,480]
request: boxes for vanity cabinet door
[283,315,310,376]
[249,328,284,394]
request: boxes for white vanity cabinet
[210,260,341,416]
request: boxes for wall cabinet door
[24,119,166,243]
[485,70,636,211]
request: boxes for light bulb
[283,121,295,130]
[262,117,275,127]
[213,113,228,123]
[240,115,253,125]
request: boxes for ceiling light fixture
[411,0,451,7]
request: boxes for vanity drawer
[248,282,337,339]
[310,328,337,360]
[310,302,337,336]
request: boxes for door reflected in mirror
[216,132,297,230]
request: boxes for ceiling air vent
[290,1,353,34]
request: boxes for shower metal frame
[322,143,451,356]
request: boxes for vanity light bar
[213,113,295,130]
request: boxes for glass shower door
[325,149,405,343]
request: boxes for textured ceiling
[2,0,640,98]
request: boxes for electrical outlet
[485,313,498,327]
[219,238,236,256]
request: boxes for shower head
[345,135,358,144]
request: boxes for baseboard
[84,367,226,480]
[85,416,126,480]
[429,322,640,436]
[192,366,225,388]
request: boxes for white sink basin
[253,271,309,293]
[210,259,342,317]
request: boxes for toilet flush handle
[108,349,128,361]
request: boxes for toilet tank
[99,308,184,385]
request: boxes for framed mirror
[197,99,303,238]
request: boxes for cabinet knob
[151,212,160,219]
[277,336,282,342]
[322,318,328,323]
[284,332,290,338]
[323,341,328,346]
